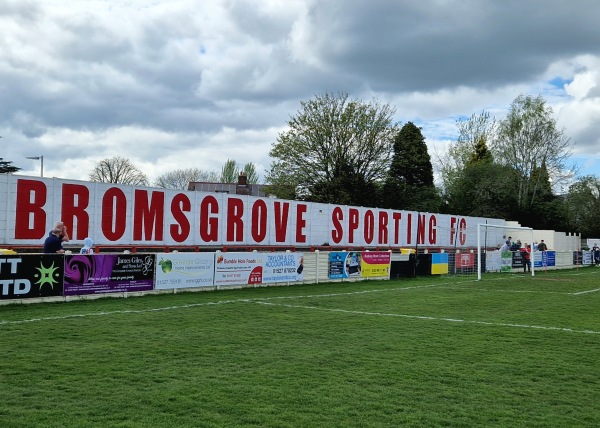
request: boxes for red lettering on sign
[417,214,426,245]
[428,215,437,245]
[406,213,412,244]
[251,199,267,242]
[170,193,191,243]
[102,187,127,241]
[226,198,244,242]
[364,210,374,244]
[348,208,359,244]
[133,190,165,241]
[450,217,458,245]
[295,204,307,243]
[274,201,289,242]
[200,195,219,242]
[331,207,343,244]
[392,212,402,245]
[378,211,389,245]
[15,179,47,239]
[459,218,467,245]
[61,183,90,241]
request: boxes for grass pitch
[1,268,599,427]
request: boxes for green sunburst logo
[34,262,61,291]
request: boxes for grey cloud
[2,0,600,182]
[299,0,600,92]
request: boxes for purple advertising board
[64,254,155,296]
[0,254,64,300]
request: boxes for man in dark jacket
[44,229,65,253]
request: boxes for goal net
[477,223,535,280]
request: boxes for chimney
[236,172,251,195]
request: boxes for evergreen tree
[0,158,21,174]
[446,163,519,218]
[382,122,440,211]
[467,136,493,165]
[566,176,600,237]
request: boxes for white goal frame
[477,223,534,280]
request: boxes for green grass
[1,269,600,427]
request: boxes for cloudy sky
[2,0,600,187]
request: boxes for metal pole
[26,155,43,177]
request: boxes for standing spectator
[80,237,94,255]
[537,240,547,252]
[521,244,531,273]
[510,239,522,251]
[593,243,600,267]
[44,229,65,254]
[500,240,511,252]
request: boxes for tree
[493,94,574,212]
[154,168,219,190]
[309,157,378,206]
[0,158,21,174]
[219,159,260,184]
[446,162,519,218]
[467,136,493,165]
[267,92,398,205]
[437,111,496,191]
[242,162,260,184]
[220,159,238,183]
[566,176,600,238]
[89,156,149,186]
[381,122,441,212]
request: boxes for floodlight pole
[26,155,43,177]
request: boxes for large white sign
[155,252,215,289]
[214,252,304,286]
[1,175,507,248]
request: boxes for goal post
[477,223,535,280]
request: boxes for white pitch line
[250,301,600,335]
[0,285,443,326]
[0,278,590,327]
[0,300,242,326]
[571,288,600,295]
[452,288,569,295]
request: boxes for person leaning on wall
[537,240,547,252]
[44,228,65,254]
[53,221,70,242]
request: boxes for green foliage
[220,159,260,184]
[494,94,573,211]
[309,159,379,206]
[566,176,600,237]
[467,136,493,165]
[242,162,260,184]
[440,96,578,232]
[220,158,238,183]
[446,162,519,218]
[0,158,21,174]
[512,160,570,230]
[267,92,397,205]
[438,111,496,191]
[381,122,440,211]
